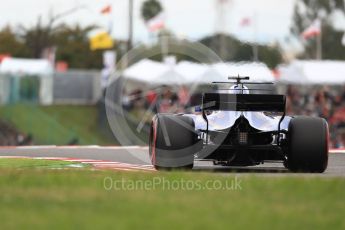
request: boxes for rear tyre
[149,114,197,170]
[287,116,329,173]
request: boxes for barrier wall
[0,70,102,105]
[53,70,101,105]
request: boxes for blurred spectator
[178,86,190,111]
[158,87,178,113]
[145,89,158,113]
[122,89,132,111]
[286,85,345,148]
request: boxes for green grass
[0,159,344,229]
[0,158,87,169]
[0,104,116,145]
[0,158,90,169]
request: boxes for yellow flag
[90,32,114,51]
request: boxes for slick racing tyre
[287,116,329,173]
[149,114,198,170]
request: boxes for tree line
[0,24,283,69]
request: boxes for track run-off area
[0,146,344,176]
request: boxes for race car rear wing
[202,93,286,112]
[201,93,286,145]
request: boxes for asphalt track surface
[0,146,344,176]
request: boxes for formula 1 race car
[149,76,329,173]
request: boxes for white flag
[342,33,345,46]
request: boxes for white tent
[210,62,275,83]
[278,60,345,85]
[175,61,210,84]
[123,59,274,86]
[123,59,186,85]
[0,58,53,76]
[0,58,54,105]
